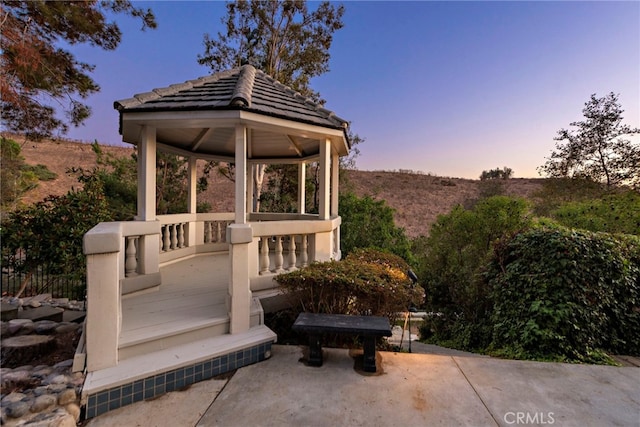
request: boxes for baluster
[215,222,222,243]
[287,235,297,271]
[170,224,178,250]
[274,236,284,273]
[178,223,185,248]
[125,236,138,277]
[162,225,170,252]
[259,236,270,275]
[300,234,308,267]
[205,222,212,243]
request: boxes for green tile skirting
[84,341,273,419]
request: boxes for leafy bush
[550,191,640,235]
[532,177,607,216]
[413,196,532,348]
[486,227,640,362]
[1,178,112,295]
[480,166,513,180]
[275,248,423,322]
[26,164,57,181]
[339,192,413,262]
[1,137,39,210]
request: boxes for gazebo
[81,65,350,418]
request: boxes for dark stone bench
[292,313,392,372]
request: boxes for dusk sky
[63,1,640,179]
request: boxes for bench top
[292,313,392,337]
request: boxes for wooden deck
[83,252,277,400]
[119,253,229,351]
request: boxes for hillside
[9,135,543,237]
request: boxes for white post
[86,252,121,371]
[187,157,197,214]
[186,157,197,247]
[319,138,331,220]
[331,152,339,217]
[137,126,156,221]
[235,125,247,224]
[228,124,251,334]
[298,163,306,214]
[247,162,254,215]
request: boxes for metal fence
[1,265,86,301]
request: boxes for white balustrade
[256,234,310,274]
[203,220,230,244]
[124,236,139,277]
[287,236,297,271]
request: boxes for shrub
[550,191,640,235]
[339,192,413,262]
[275,248,423,323]
[480,166,513,180]
[486,227,640,362]
[413,196,532,348]
[1,179,112,296]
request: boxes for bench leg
[363,336,377,372]
[308,334,323,367]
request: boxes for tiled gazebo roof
[115,65,348,131]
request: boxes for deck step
[83,324,277,396]
[118,298,265,361]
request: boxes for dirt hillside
[7,134,543,237]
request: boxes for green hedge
[275,248,423,322]
[486,227,640,362]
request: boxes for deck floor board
[120,254,229,344]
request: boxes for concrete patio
[86,345,640,427]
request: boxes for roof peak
[114,65,348,131]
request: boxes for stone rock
[44,374,68,385]
[15,322,35,335]
[27,294,52,304]
[28,300,42,308]
[5,401,30,418]
[1,392,27,404]
[54,323,78,334]
[31,394,57,412]
[65,403,80,422]
[32,367,53,379]
[0,321,9,336]
[1,407,6,424]
[34,320,58,334]
[56,389,76,406]
[51,298,69,306]
[33,386,50,397]
[1,370,32,384]
[48,384,68,393]
[53,360,73,370]
[9,318,33,328]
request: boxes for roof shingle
[114,65,348,131]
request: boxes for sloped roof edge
[113,65,349,133]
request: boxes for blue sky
[64,1,640,179]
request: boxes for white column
[137,126,156,221]
[319,138,331,220]
[187,157,197,214]
[247,163,254,215]
[298,162,306,214]
[235,125,247,224]
[228,124,251,334]
[331,152,339,217]
[227,225,252,334]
